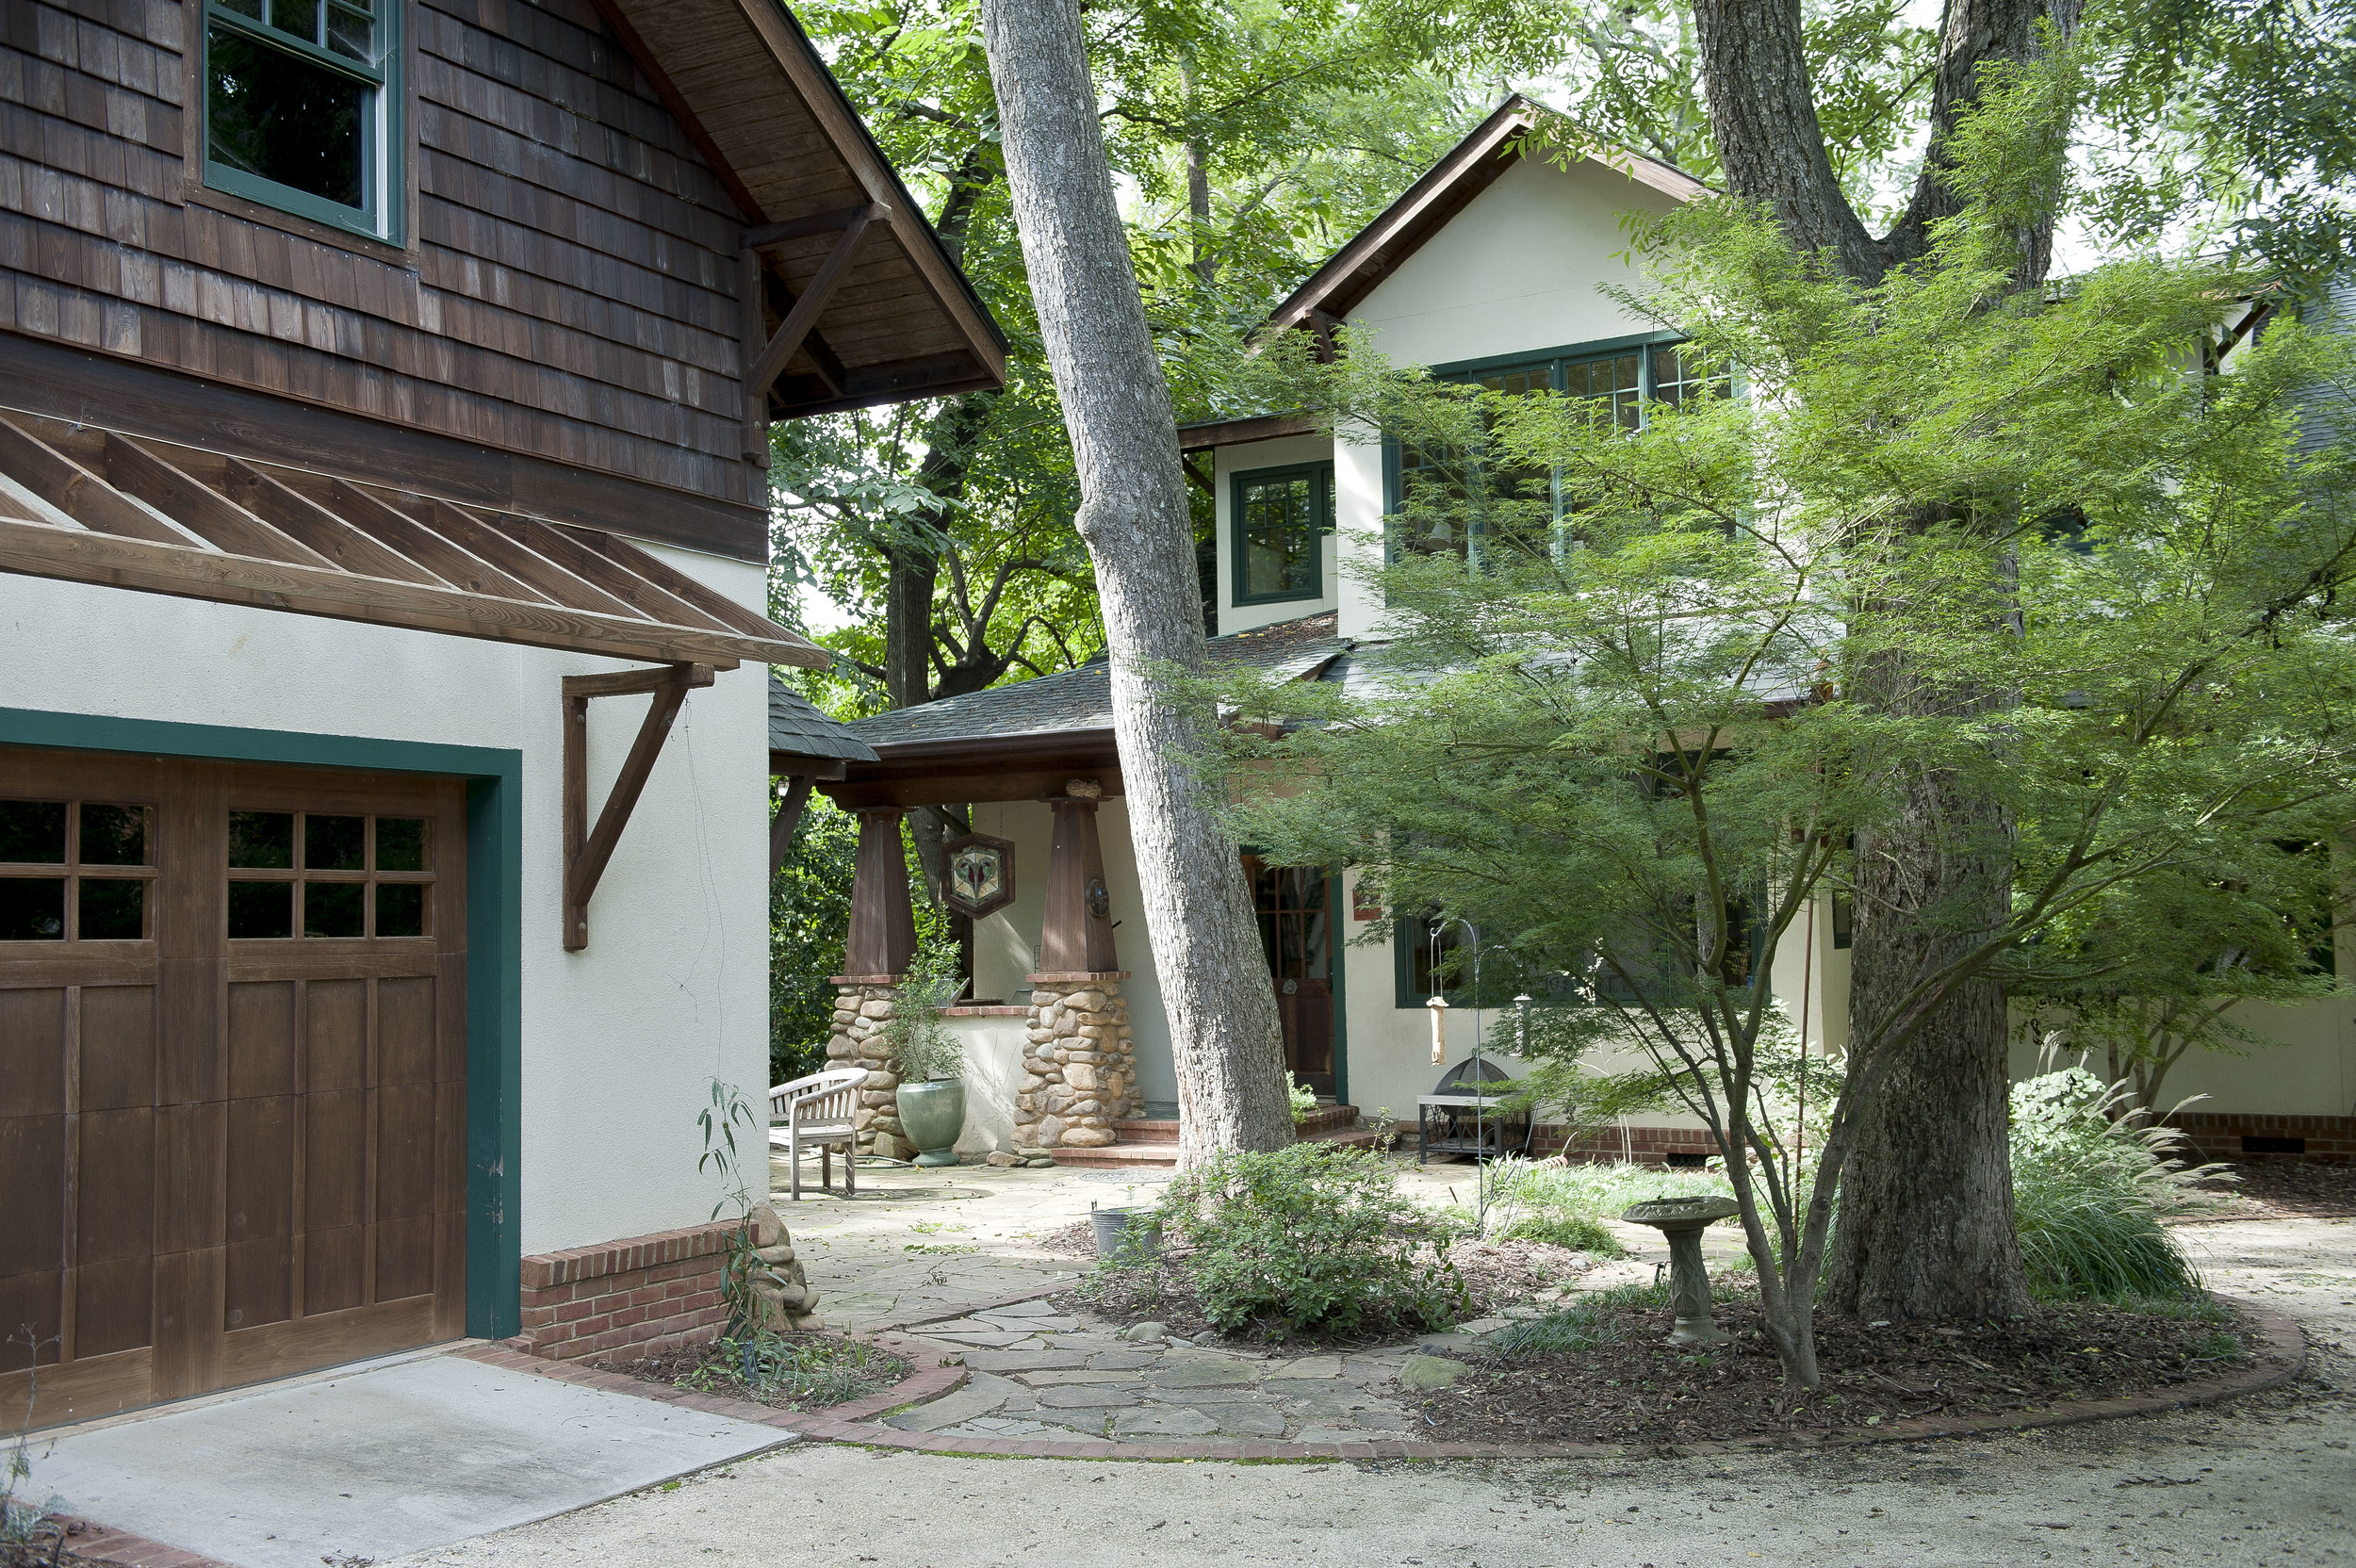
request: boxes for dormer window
[1233,463,1332,606]
[204,0,401,243]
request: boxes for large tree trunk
[978,0,1293,1162]
[1690,0,2078,1317]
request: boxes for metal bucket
[1089,1204,1160,1262]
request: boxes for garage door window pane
[376,818,427,872]
[374,882,424,937]
[79,880,145,940]
[0,878,65,939]
[0,802,66,864]
[80,805,149,866]
[230,812,295,869]
[303,882,364,938]
[229,880,294,939]
[306,816,365,872]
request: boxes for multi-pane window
[226,810,434,939]
[204,0,400,242]
[0,799,155,941]
[1389,341,1732,565]
[1233,464,1331,604]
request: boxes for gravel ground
[390,1214,2354,1568]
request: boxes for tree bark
[978,0,1294,1163]
[1689,0,2077,1318]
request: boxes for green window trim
[203,0,404,246]
[1381,335,1730,567]
[0,706,520,1339]
[1230,461,1332,607]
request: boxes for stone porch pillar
[826,807,919,1158]
[1014,781,1133,1152]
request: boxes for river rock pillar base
[826,973,911,1161]
[1016,970,1134,1152]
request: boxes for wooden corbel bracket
[739,203,888,463]
[563,662,720,950]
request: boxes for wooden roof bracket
[739,204,886,465]
[564,662,719,950]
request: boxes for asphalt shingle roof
[768,674,880,762]
[844,612,1351,751]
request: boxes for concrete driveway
[22,1348,790,1568]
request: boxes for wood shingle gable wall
[0,0,1003,560]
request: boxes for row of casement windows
[1227,342,1732,607]
[204,0,401,244]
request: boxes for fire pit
[1621,1195,1742,1346]
[1415,1056,1533,1165]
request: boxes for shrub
[1498,1212,1623,1253]
[2009,1067,2213,1301]
[1155,1144,1469,1337]
[1286,1071,1318,1125]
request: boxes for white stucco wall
[941,1012,1029,1153]
[0,553,772,1258]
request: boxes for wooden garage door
[0,748,466,1430]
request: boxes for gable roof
[594,0,1006,418]
[1266,95,1709,344]
[1179,98,1707,451]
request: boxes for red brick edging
[42,1513,238,1568]
[472,1293,2308,1466]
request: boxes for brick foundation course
[511,1221,735,1362]
[1534,1123,1719,1166]
[2172,1112,2355,1166]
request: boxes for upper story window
[1233,463,1332,606]
[204,0,401,243]
[1389,341,1730,566]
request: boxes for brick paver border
[478,1293,2309,1466]
[43,1513,240,1568]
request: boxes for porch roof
[823,612,1350,807]
[770,675,879,766]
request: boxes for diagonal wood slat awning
[0,408,823,670]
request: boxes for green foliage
[1201,55,2356,1378]
[1285,1070,1318,1124]
[1154,1144,1469,1337]
[674,1333,910,1410]
[880,933,965,1083]
[1497,1211,1624,1254]
[770,791,857,1086]
[1490,1279,1673,1357]
[2009,1065,2214,1301]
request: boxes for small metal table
[1415,1092,1533,1164]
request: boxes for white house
[818,96,2354,1171]
[0,0,1002,1429]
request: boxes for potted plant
[885,951,967,1168]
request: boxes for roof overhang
[823,728,1124,808]
[0,408,823,668]
[592,0,1007,420]
[1177,411,1324,455]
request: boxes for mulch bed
[1052,1236,1604,1348]
[594,1331,909,1413]
[2186,1159,2356,1221]
[1414,1295,2254,1447]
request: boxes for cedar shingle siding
[0,0,749,506]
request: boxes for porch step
[1054,1105,1377,1168]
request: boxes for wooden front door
[1243,858,1335,1097]
[0,749,467,1430]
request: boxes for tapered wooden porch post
[1017,780,1134,1154]
[826,806,919,1158]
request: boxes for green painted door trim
[0,706,524,1341]
[1328,867,1350,1109]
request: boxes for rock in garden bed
[596,1332,910,1413]
[1414,1291,2256,1447]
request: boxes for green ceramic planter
[895,1077,967,1168]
